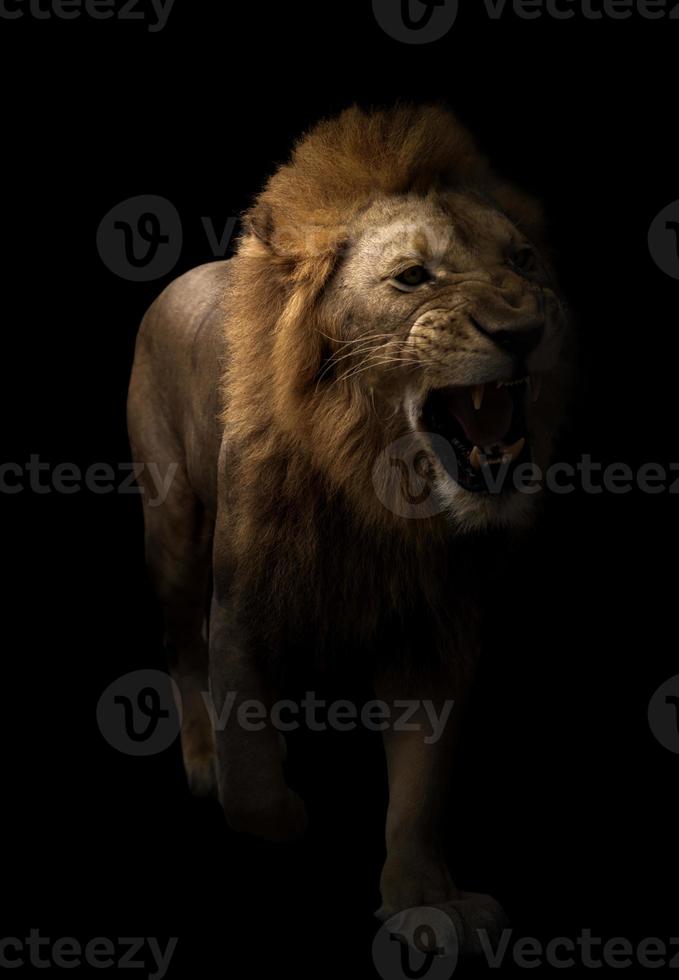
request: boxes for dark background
[2,1,678,975]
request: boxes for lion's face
[321,191,568,530]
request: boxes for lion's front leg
[376,676,461,916]
[208,597,307,843]
[375,667,507,956]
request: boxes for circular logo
[373,433,455,518]
[96,195,183,282]
[648,674,679,754]
[373,0,459,44]
[96,669,182,756]
[373,907,459,980]
[648,200,679,280]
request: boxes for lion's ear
[245,200,275,248]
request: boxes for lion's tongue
[442,385,514,447]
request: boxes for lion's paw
[376,891,508,960]
[184,753,218,798]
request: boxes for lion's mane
[218,106,546,663]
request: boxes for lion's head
[226,105,569,535]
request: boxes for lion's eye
[394,265,430,288]
[510,246,539,276]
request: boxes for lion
[127,104,569,951]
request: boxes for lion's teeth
[472,384,484,411]
[529,373,542,403]
[502,437,526,462]
[469,437,526,472]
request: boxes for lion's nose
[493,323,544,357]
[470,317,544,358]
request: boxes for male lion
[128,105,568,948]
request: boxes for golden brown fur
[217,105,565,645]
[128,104,569,949]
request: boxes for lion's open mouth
[421,377,537,494]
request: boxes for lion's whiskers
[333,343,414,387]
[315,338,397,390]
[330,340,403,388]
[316,330,398,347]
[319,336,406,390]
[340,358,415,385]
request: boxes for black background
[3,1,678,976]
